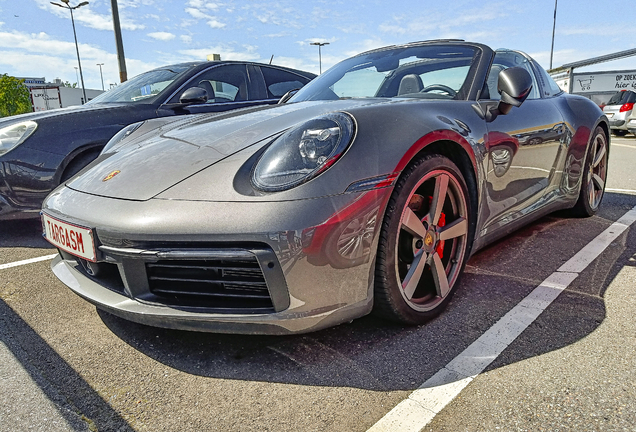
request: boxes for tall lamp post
[96,63,105,91]
[310,42,329,74]
[549,0,558,70]
[51,0,89,104]
[110,0,128,82]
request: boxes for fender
[394,129,479,175]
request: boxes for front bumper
[51,255,373,335]
[0,193,41,220]
[0,146,64,220]
[44,186,392,334]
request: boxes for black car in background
[0,61,315,220]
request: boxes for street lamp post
[96,63,105,91]
[549,0,558,70]
[51,0,89,104]
[73,66,79,88]
[310,42,329,74]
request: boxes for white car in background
[603,90,635,136]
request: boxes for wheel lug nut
[415,240,424,249]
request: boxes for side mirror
[179,87,208,104]
[278,88,299,104]
[497,67,533,115]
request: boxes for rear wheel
[570,126,608,217]
[612,130,627,137]
[374,155,471,324]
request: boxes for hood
[0,103,131,126]
[67,99,387,201]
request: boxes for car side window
[174,64,249,104]
[261,67,310,98]
[481,50,540,101]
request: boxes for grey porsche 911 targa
[42,40,609,334]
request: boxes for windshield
[86,65,192,104]
[290,44,479,102]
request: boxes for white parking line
[0,254,58,271]
[368,205,636,432]
[606,187,636,195]
[610,143,636,149]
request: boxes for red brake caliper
[427,196,446,259]
[437,212,446,259]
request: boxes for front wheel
[374,155,472,324]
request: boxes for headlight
[0,121,38,156]
[100,121,144,155]
[252,112,355,191]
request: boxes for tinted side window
[174,64,249,103]
[261,67,310,98]
[481,50,540,101]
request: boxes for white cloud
[37,0,145,31]
[178,44,261,62]
[185,7,209,20]
[0,30,158,89]
[148,31,176,41]
[207,19,225,29]
[184,6,225,28]
[118,0,157,8]
[252,10,301,28]
[379,4,510,37]
[529,49,584,69]
[180,35,193,44]
[270,56,315,73]
[298,37,338,46]
[343,39,391,57]
[262,32,291,38]
[559,25,636,38]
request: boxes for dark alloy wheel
[374,155,472,324]
[570,126,608,217]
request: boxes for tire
[60,149,100,182]
[569,126,608,217]
[373,155,472,324]
[612,129,627,137]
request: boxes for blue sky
[1,0,635,90]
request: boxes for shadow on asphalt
[0,298,134,431]
[3,193,634,401]
[94,193,636,392]
[488,207,636,370]
[0,219,53,249]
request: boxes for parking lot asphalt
[1,136,635,432]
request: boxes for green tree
[61,80,78,88]
[0,74,32,117]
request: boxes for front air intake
[146,257,273,311]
